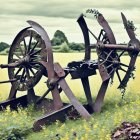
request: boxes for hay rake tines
[0,10,140,131]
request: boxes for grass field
[0,53,140,140]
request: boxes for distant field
[0,53,140,140]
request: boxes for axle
[0,55,30,69]
[90,39,140,53]
[0,78,17,84]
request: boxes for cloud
[0,0,140,18]
[0,0,140,44]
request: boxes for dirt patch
[111,122,140,140]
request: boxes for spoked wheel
[8,28,47,91]
[97,12,139,91]
[98,44,136,91]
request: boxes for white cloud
[0,0,140,44]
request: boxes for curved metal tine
[77,14,91,60]
[97,12,116,44]
[27,20,64,110]
[121,12,136,40]
[116,69,121,83]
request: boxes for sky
[0,0,140,44]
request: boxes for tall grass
[0,54,140,139]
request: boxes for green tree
[69,42,84,51]
[51,30,68,46]
[0,42,10,52]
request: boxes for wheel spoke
[18,45,25,57]
[104,51,114,60]
[116,70,121,83]
[118,50,125,57]
[29,64,39,70]
[119,67,127,73]
[14,67,23,77]
[29,41,39,54]
[14,53,21,59]
[23,39,27,55]
[120,63,129,68]
[28,67,36,76]
[100,50,113,65]
[20,68,26,82]
[27,32,32,53]
[109,68,115,75]
[106,63,113,69]
[12,59,19,62]
[25,67,31,79]
[30,49,42,56]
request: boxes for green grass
[0,54,140,140]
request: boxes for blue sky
[0,0,140,44]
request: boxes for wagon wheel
[92,9,118,82]
[8,28,47,91]
[97,12,139,91]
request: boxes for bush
[69,42,84,51]
[51,30,68,46]
[59,42,70,52]
[0,42,10,52]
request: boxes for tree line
[0,30,85,54]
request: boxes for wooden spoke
[14,67,23,77]
[20,68,26,82]
[29,41,39,54]
[30,49,42,56]
[25,67,30,80]
[119,67,127,73]
[14,53,21,59]
[118,50,125,57]
[100,50,113,65]
[27,32,33,53]
[19,45,24,56]
[120,63,129,68]
[29,64,39,70]
[104,51,114,60]
[116,70,121,83]
[106,63,113,69]
[109,68,115,75]
[23,39,27,55]
[28,67,36,76]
